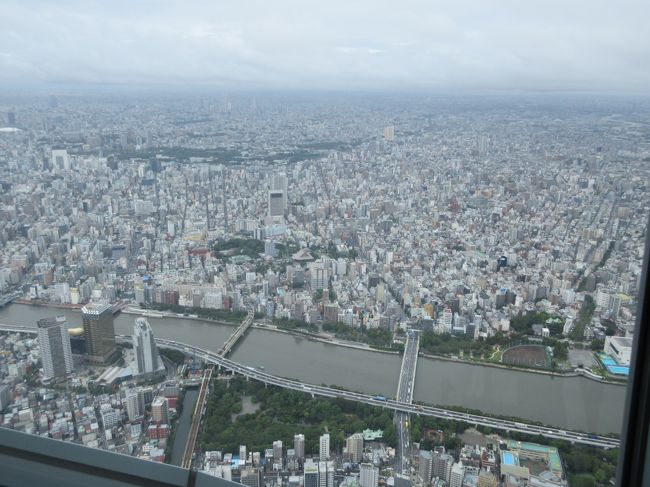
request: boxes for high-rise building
[419,450,433,485]
[309,261,329,290]
[304,459,319,487]
[449,462,465,487]
[0,385,11,411]
[271,173,288,209]
[37,316,73,380]
[433,453,454,483]
[318,461,334,487]
[151,396,169,424]
[7,111,16,127]
[294,433,305,461]
[82,303,116,363]
[319,433,330,461]
[346,433,364,463]
[101,408,120,430]
[383,126,395,141]
[51,149,70,170]
[240,445,247,464]
[477,135,489,156]
[133,317,159,375]
[125,389,144,421]
[360,464,379,487]
[273,440,283,469]
[268,190,285,218]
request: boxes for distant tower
[319,433,330,461]
[7,111,16,127]
[477,135,489,156]
[133,317,159,375]
[383,126,395,141]
[81,303,116,363]
[222,170,228,232]
[271,173,289,209]
[268,191,285,218]
[37,316,73,380]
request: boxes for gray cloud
[1,0,648,92]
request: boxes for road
[153,336,619,450]
[394,331,419,473]
[0,324,620,450]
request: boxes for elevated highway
[394,331,419,473]
[154,337,620,450]
[0,324,620,450]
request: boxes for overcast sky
[1,0,649,93]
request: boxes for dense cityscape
[0,93,648,487]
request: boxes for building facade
[81,303,116,363]
[37,316,73,380]
[133,317,159,375]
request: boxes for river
[0,304,627,434]
[169,389,199,466]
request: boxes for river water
[169,389,199,466]
[0,304,627,434]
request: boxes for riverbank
[122,307,237,327]
[14,299,81,309]
[252,323,401,356]
[418,351,627,386]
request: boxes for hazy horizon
[1,0,649,94]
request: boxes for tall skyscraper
[319,433,330,461]
[346,433,364,463]
[383,126,395,141]
[37,316,73,380]
[268,190,285,219]
[294,433,305,461]
[7,111,16,127]
[360,464,379,487]
[151,396,169,424]
[271,173,288,209]
[477,135,489,156]
[82,303,116,363]
[133,317,159,375]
